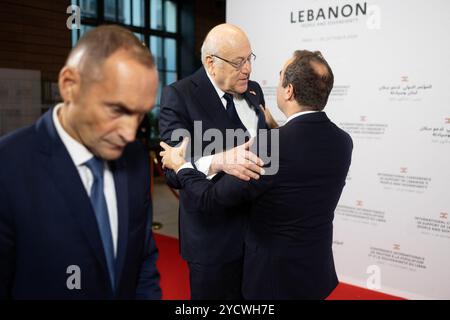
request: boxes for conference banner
[227,0,450,299]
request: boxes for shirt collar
[285,110,321,124]
[53,103,94,167]
[206,69,226,99]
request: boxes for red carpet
[154,233,404,300]
[154,233,190,299]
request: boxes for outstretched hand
[159,137,189,172]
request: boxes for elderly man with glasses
[159,23,274,299]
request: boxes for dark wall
[0,0,225,82]
[179,0,226,76]
[193,0,225,69]
[0,0,72,83]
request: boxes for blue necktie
[85,157,116,291]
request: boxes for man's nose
[241,59,251,74]
[119,117,139,143]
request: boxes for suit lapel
[36,110,113,291]
[111,158,129,291]
[191,68,235,131]
[36,109,110,290]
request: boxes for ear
[58,66,81,104]
[284,83,295,101]
[204,56,215,76]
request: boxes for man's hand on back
[209,138,264,181]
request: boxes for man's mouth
[109,142,125,150]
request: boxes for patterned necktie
[85,156,116,292]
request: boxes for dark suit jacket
[159,67,269,264]
[0,109,161,300]
[177,112,353,299]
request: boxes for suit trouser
[188,258,243,300]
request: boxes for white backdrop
[227,0,450,299]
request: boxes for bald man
[0,25,161,299]
[159,24,270,299]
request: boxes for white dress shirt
[53,104,118,257]
[190,72,260,177]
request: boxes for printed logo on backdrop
[339,116,388,141]
[332,240,344,247]
[368,245,427,272]
[419,118,450,145]
[290,1,381,42]
[335,200,387,226]
[261,84,351,105]
[332,239,344,253]
[415,212,450,239]
[328,85,351,102]
[378,76,433,102]
[260,86,277,101]
[378,167,432,194]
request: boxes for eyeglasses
[210,53,256,70]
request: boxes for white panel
[228,0,450,299]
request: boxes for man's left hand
[260,104,279,129]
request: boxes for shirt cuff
[194,155,217,180]
[176,162,195,174]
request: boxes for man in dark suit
[0,25,161,299]
[160,50,353,299]
[159,24,270,299]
